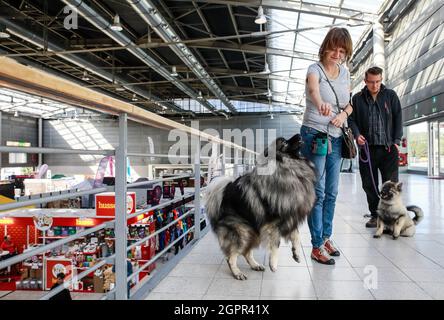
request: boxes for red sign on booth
[95,192,136,216]
[45,258,73,290]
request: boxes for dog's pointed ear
[396,182,403,191]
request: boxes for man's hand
[356,135,366,146]
[330,112,347,128]
[318,102,332,116]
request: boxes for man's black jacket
[349,84,403,146]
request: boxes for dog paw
[392,235,399,240]
[234,273,247,280]
[292,254,300,263]
[373,235,381,239]
[252,264,265,271]
[269,263,278,272]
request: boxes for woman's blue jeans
[300,125,342,248]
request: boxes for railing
[0,112,256,300]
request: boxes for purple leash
[359,141,380,199]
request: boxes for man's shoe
[365,216,378,228]
[323,239,340,256]
[311,247,335,265]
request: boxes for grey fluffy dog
[204,134,316,280]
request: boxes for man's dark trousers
[359,145,399,218]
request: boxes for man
[1,235,16,259]
[349,66,403,228]
[49,273,72,300]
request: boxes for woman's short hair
[318,27,353,63]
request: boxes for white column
[372,20,385,72]
[38,117,43,167]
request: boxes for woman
[301,27,353,265]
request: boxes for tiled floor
[145,173,444,300]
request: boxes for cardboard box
[95,192,136,216]
[29,268,43,279]
[93,275,104,293]
[21,268,29,280]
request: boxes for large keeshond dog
[204,134,316,280]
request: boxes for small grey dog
[374,181,424,239]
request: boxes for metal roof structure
[0,0,389,119]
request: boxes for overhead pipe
[0,17,187,114]
[62,0,220,115]
[127,0,237,114]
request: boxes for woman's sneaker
[311,247,335,265]
[323,239,340,256]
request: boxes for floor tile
[169,263,220,278]
[312,280,374,300]
[153,276,213,295]
[416,282,444,299]
[370,282,432,300]
[260,280,316,298]
[309,267,361,281]
[206,278,262,297]
[354,267,411,282]
[400,268,444,282]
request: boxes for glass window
[407,122,428,171]
[440,122,444,175]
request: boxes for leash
[359,141,380,199]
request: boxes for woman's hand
[318,102,332,116]
[330,111,347,128]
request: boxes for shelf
[39,236,84,239]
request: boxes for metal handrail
[0,187,109,212]
[40,259,108,300]
[0,146,114,155]
[127,209,194,251]
[127,225,195,283]
[0,221,114,269]
[126,174,192,188]
[126,193,194,220]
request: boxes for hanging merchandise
[158,232,165,252]
[147,185,162,205]
[156,210,163,224]
[163,185,170,199]
[170,185,176,199]
[178,180,185,196]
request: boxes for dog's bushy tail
[407,205,424,225]
[204,176,233,224]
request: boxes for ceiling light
[270,113,274,120]
[181,115,185,121]
[255,6,267,24]
[110,14,123,32]
[197,91,203,99]
[81,70,90,81]
[115,86,125,92]
[14,110,18,117]
[171,66,178,77]
[131,94,138,101]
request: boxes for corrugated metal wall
[1,113,38,168]
[42,114,301,176]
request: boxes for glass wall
[407,122,428,171]
[440,122,444,175]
